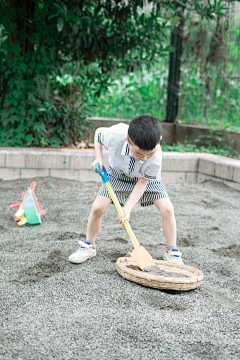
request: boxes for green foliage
[161,130,239,159]
[0,2,94,147]
[89,12,240,132]
[0,0,174,147]
[1,0,238,147]
[179,13,240,130]
[0,54,93,146]
[87,64,169,120]
[161,141,239,159]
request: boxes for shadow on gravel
[178,227,220,247]
[113,291,186,311]
[95,269,117,275]
[14,246,128,284]
[212,244,240,258]
[112,237,128,243]
[143,297,186,311]
[178,235,199,247]
[57,232,86,241]
[13,250,82,284]
[98,250,127,262]
[0,225,6,232]
[189,341,229,360]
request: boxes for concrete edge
[0,148,239,191]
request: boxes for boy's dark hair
[128,114,161,151]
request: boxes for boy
[69,114,183,265]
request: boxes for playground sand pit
[0,177,240,359]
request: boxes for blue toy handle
[95,164,109,183]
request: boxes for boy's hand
[118,207,131,226]
[92,157,103,172]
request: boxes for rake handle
[95,165,140,248]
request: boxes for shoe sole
[68,253,96,264]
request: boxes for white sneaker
[163,248,184,265]
[68,241,96,264]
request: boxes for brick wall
[0,148,239,191]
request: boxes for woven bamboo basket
[116,257,204,291]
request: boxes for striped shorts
[97,166,168,207]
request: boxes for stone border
[0,148,239,191]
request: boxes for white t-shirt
[97,123,162,180]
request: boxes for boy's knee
[160,201,174,218]
[91,201,106,217]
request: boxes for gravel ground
[0,177,240,360]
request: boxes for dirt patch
[113,237,128,244]
[0,225,6,232]
[203,286,239,310]
[200,200,219,209]
[178,227,220,246]
[95,269,117,275]
[217,267,233,277]
[57,232,85,241]
[140,293,186,310]
[162,303,186,311]
[149,301,186,311]
[14,250,80,284]
[178,235,199,247]
[190,341,226,360]
[144,265,190,278]
[212,244,240,258]
[193,196,232,209]
[127,265,190,278]
[183,259,200,268]
[98,250,127,262]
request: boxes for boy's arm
[125,177,148,210]
[92,127,108,172]
[118,177,149,224]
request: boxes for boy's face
[126,136,161,161]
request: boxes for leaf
[11,43,22,56]
[57,18,64,32]
[53,3,64,14]
[125,82,138,88]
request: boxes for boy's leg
[153,198,183,264]
[87,196,112,241]
[153,198,176,247]
[68,196,111,263]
